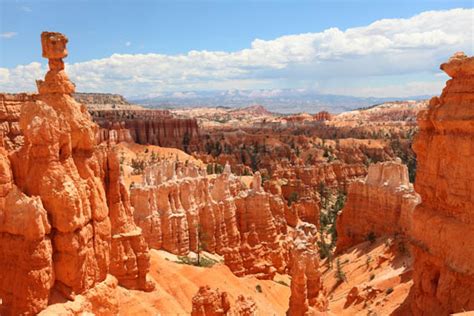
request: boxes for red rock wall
[91,109,200,151]
[131,165,294,279]
[336,160,420,253]
[409,53,474,314]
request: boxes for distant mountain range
[129,89,431,114]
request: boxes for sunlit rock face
[91,108,200,152]
[410,52,474,315]
[0,32,153,315]
[335,160,420,253]
[131,163,297,279]
[287,222,328,315]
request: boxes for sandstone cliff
[131,162,296,279]
[409,52,474,314]
[0,32,152,315]
[91,109,200,151]
[336,160,419,252]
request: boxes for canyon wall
[409,53,474,314]
[130,162,303,279]
[335,160,420,252]
[91,109,200,151]
[0,95,201,152]
[0,32,152,315]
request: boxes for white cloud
[0,32,18,39]
[0,8,472,97]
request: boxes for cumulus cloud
[0,32,18,39]
[0,8,472,97]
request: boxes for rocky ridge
[409,52,474,314]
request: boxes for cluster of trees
[317,182,347,264]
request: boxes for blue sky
[0,0,473,98]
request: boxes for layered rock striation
[0,31,152,315]
[287,222,328,315]
[336,160,419,252]
[409,53,474,314]
[131,162,295,279]
[91,109,200,151]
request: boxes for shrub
[335,258,347,283]
[367,232,376,244]
[176,255,217,268]
[275,280,289,287]
[386,287,394,295]
[255,284,263,293]
[131,158,145,175]
[287,191,299,206]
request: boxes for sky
[0,0,473,98]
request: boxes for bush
[255,284,263,293]
[386,287,394,295]
[176,255,217,268]
[367,232,377,244]
[131,158,145,175]
[335,258,347,283]
[275,280,289,287]
[287,191,299,206]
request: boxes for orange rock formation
[0,93,25,150]
[287,222,328,315]
[92,109,199,151]
[191,285,257,316]
[410,52,474,314]
[131,163,294,279]
[336,159,420,252]
[0,31,152,315]
[191,286,231,315]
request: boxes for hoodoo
[409,52,474,314]
[336,160,420,252]
[287,223,328,315]
[0,32,153,315]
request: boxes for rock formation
[91,109,200,151]
[38,275,120,315]
[233,295,257,316]
[191,286,257,316]
[287,222,328,315]
[312,111,332,121]
[336,159,419,252]
[0,93,26,150]
[409,52,474,314]
[0,31,152,315]
[73,92,130,106]
[191,286,231,316]
[131,162,293,279]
